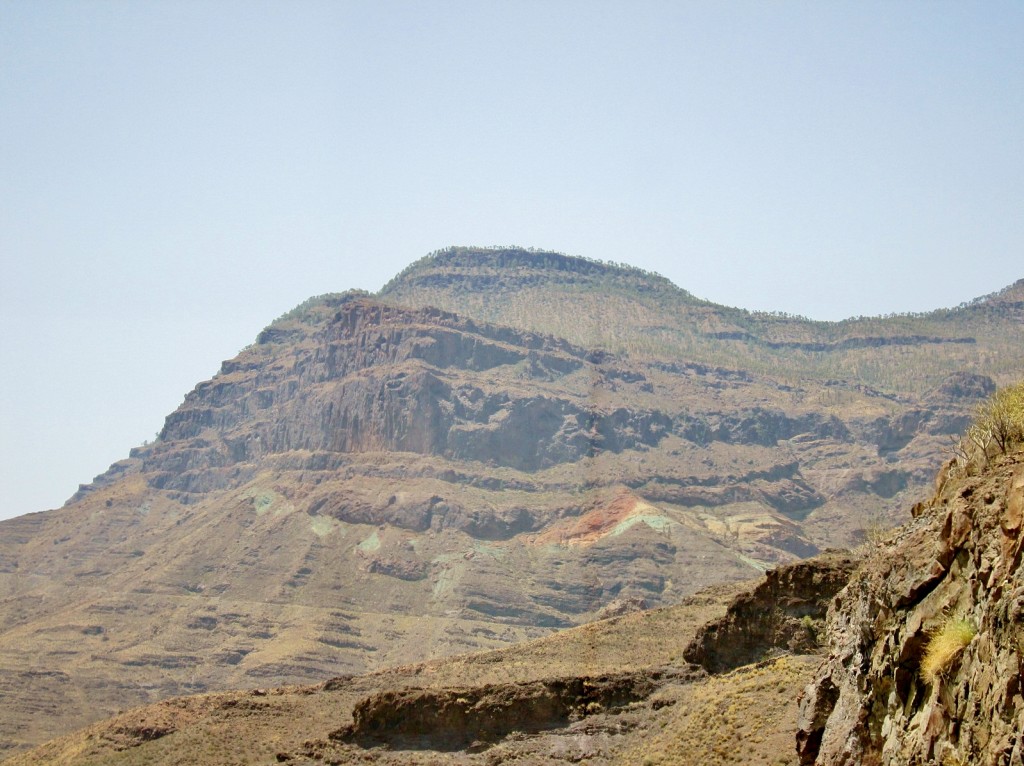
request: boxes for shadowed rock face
[333,668,699,750]
[0,251,1020,758]
[683,551,860,674]
[149,298,671,480]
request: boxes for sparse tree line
[379,245,673,294]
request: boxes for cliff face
[798,451,1024,766]
[152,297,670,478]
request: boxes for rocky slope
[9,375,1024,766]
[798,448,1024,766]
[684,550,859,674]
[0,248,1020,756]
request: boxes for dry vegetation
[921,618,977,685]
[623,655,819,766]
[950,381,1024,475]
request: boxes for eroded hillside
[4,554,857,766]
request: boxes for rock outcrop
[797,451,1024,766]
[684,551,859,673]
[332,668,699,750]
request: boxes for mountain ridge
[377,247,1023,395]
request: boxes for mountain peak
[380,245,686,297]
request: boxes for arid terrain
[1,248,1022,759]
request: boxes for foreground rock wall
[798,453,1024,766]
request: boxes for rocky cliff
[684,551,859,674]
[798,449,1024,766]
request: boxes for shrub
[980,382,1024,453]
[921,618,976,684]
[952,381,1024,472]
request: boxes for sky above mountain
[1,1,1022,521]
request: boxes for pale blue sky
[1,1,1022,521]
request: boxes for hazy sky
[2,1,1022,522]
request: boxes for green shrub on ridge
[954,381,1024,472]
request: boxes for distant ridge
[382,245,684,292]
[378,246,1024,396]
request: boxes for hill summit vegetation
[376,247,1024,396]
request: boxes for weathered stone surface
[798,451,1024,766]
[332,669,697,750]
[683,551,859,674]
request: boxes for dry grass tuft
[921,618,976,684]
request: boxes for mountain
[0,247,1021,757]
